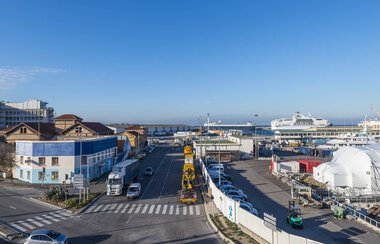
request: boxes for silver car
[225,190,248,201]
[221,185,243,194]
[25,229,68,244]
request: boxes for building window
[27,171,30,180]
[19,127,27,134]
[75,126,82,133]
[20,170,23,178]
[20,156,24,164]
[26,157,31,165]
[51,171,59,180]
[52,157,59,166]
[81,156,87,165]
[38,171,44,181]
[38,157,46,166]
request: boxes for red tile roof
[61,122,114,135]
[5,122,56,138]
[55,114,83,121]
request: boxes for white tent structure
[314,144,380,196]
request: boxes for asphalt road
[9,144,220,244]
[224,159,380,244]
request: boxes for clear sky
[1,0,380,124]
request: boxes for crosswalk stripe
[162,205,168,214]
[148,205,155,214]
[135,204,142,214]
[60,211,72,217]
[35,216,52,225]
[121,204,130,214]
[169,205,174,215]
[189,205,194,215]
[27,219,43,227]
[141,204,149,214]
[176,205,180,215]
[183,206,187,215]
[101,204,110,212]
[109,204,117,211]
[155,205,161,214]
[42,214,60,222]
[114,204,124,213]
[50,213,67,220]
[86,205,96,213]
[11,223,27,232]
[18,221,35,229]
[128,204,136,214]
[195,205,201,215]
[93,205,103,213]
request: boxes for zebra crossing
[84,202,202,216]
[10,210,72,233]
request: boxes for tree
[0,142,15,173]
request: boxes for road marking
[158,158,174,202]
[183,206,187,215]
[27,219,43,227]
[9,205,16,210]
[169,205,174,215]
[176,205,180,215]
[140,149,168,199]
[108,203,117,211]
[86,205,96,213]
[135,204,142,214]
[114,204,124,213]
[148,205,155,214]
[35,216,52,225]
[155,205,162,214]
[50,213,67,220]
[42,214,60,222]
[59,211,72,217]
[101,204,110,212]
[18,221,34,229]
[126,216,132,225]
[128,204,136,214]
[93,205,103,213]
[121,204,130,214]
[11,223,27,232]
[162,204,168,214]
[189,205,194,215]
[141,204,149,214]
[195,205,200,215]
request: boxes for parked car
[145,167,153,176]
[25,229,68,244]
[207,164,224,172]
[209,171,232,181]
[240,202,258,216]
[221,185,243,194]
[211,177,232,186]
[225,190,247,201]
[127,183,141,199]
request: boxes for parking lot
[216,158,380,244]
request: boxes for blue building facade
[15,137,118,184]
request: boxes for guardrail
[199,158,322,244]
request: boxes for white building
[0,99,54,129]
[314,144,380,196]
[15,136,118,184]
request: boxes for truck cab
[107,172,124,196]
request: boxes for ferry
[271,112,331,131]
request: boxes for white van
[126,183,141,199]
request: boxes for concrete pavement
[225,159,380,244]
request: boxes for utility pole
[218,120,222,186]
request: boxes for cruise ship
[271,112,331,131]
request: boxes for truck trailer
[107,159,140,196]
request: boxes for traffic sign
[73,174,89,189]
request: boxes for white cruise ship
[271,112,331,131]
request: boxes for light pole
[253,114,258,159]
[218,120,222,186]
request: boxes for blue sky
[1,0,380,124]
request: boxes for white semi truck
[107,159,140,196]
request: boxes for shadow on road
[68,234,111,244]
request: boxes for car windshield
[108,179,121,184]
[146,168,152,171]
[47,230,60,239]
[129,187,139,192]
[229,192,238,195]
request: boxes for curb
[203,202,234,244]
[26,197,66,211]
[76,191,106,215]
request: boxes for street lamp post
[218,120,222,186]
[253,114,258,159]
